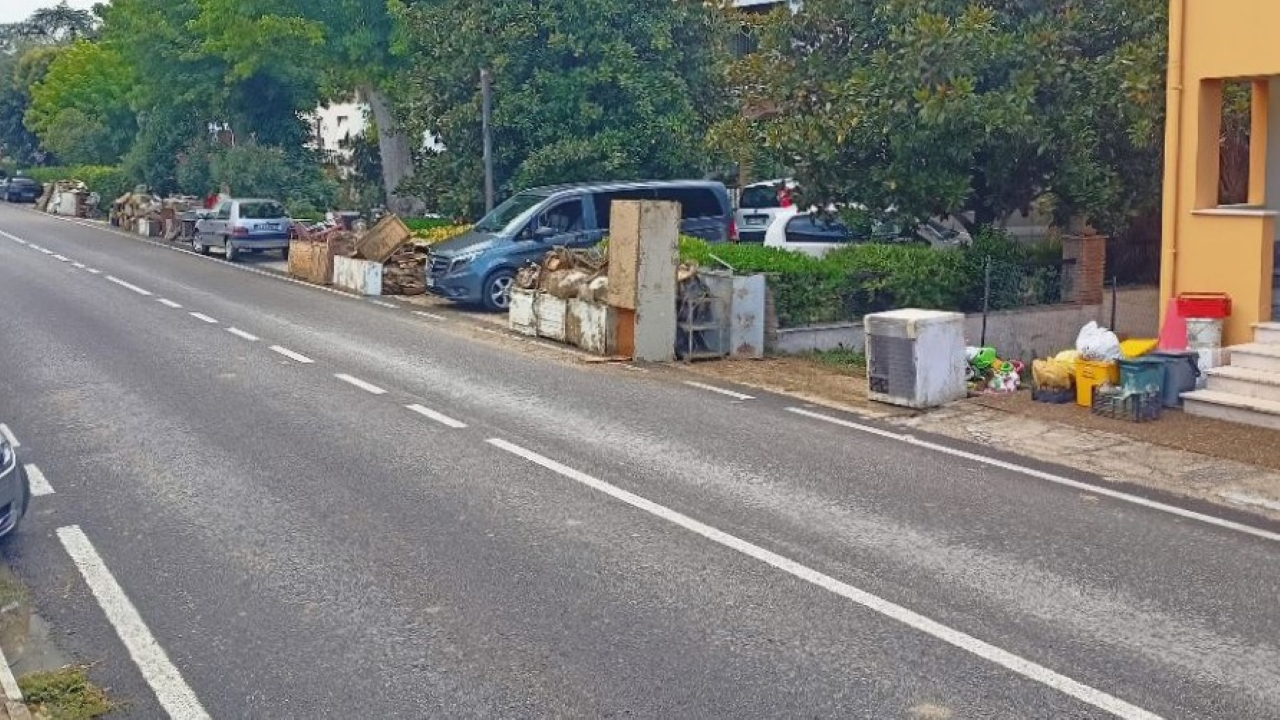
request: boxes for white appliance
[865,309,967,409]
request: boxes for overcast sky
[0,0,96,25]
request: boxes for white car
[733,178,798,243]
[763,209,971,258]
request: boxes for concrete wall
[768,287,1161,362]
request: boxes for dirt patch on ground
[968,391,1280,472]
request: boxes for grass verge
[806,348,867,375]
[20,666,112,720]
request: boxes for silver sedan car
[0,433,30,539]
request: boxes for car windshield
[240,201,287,220]
[473,191,545,233]
[739,185,781,210]
[11,179,36,188]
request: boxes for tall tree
[392,0,729,217]
[716,0,1169,234]
[25,40,136,165]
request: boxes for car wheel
[192,233,209,255]
[481,269,515,311]
[224,238,240,262]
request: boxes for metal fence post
[980,256,991,347]
[1110,276,1118,331]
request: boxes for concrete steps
[1255,321,1280,345]
[1227,342,1280,373]
[1182,390,1280,431]
[1182,323,1280,430]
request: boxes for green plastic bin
[1118,358,1166,396]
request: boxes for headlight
[448,252,482,273]
[0,438,12,471]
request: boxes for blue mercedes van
[426,180,732,310]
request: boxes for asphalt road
[0,203,1278,719]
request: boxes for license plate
[744,215,768,226]
[265,222,281,231]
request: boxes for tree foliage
[26,40,136,165]
[715,0,1170,233]
[392,0,729,218]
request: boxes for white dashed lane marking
[269,346,314,364]
[157,298,183,309]
[406,404,467,429]
[105,276,153,296]
[188,312,218,324]
[53,254,70,262]
[334,374,386,395]
[24,464,54,496]
[226,327,259,342]
[370,300,398,309]
[413,311,447,321]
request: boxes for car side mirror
[533,225,558,239]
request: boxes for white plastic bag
[1075,321,1122,361]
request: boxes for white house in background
[309,102,368,173]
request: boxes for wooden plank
[606,200,641,310]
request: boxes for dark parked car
[3,177,41,203]
[0,432,29,540]
[427,180,733,310]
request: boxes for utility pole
[480,68,494,214]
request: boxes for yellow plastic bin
[1075,359,1119,407]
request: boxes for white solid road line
[786,407,1280,545]
[72,261,86,269]
[56,526,211,720]
[406,404,467,429]
[53,254,70,262]
[85,268,101,274]
[269,345,314,364]
[683,381,755,401]
[0,424,17,449]
[226,327,259,342]
[105,275,153,296]
[488,438,1161,720]
[36,247,53,255]
[412,311,447,321]
[371,300,398,309]
[24,464,54,496]
[334,373,386,395]
[157,298,183,309]
[0,230,26,244]
[188,312,218,324]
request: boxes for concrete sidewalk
[888,401,1280,522]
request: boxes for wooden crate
[353,215,412,263]
[288,240,333,285]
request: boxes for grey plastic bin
[1150,350,1200,408]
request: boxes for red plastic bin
[1175,293,1232,319]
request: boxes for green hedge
[403,217,455,233]
[679,229,1065,328]
[22,165,133,204]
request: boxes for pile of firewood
[381,244,429,296]
[514,246,609,301]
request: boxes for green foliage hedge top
[679,229,1066,328]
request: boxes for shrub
[23,165,132,202]
[679,227,1065,328]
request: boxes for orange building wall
[1162,0,1278,343]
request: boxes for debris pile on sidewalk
[381,245,429,295]
[288,229,358,285]
[39,179,99,218]
[966,346,1024,394]
[515,246,609,301]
